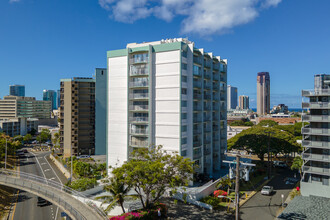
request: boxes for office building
[239,95,249,109]
[59,77,96,158]
[95,68,107,155]
[257,72,270,115]
[43,90,57,110]
[301,74,330,198]
[107,38,227,176]
[0,118,38,137]
[227,85,237,110]
[9,85,25,97]
[0,96,51,119]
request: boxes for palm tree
[96,177,137,213]
[216,176,234,195]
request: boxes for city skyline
[1,0,330,108]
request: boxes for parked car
[273,161,288,168]
[261,186,274,195]
[23,149,28,153]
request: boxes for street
[240,169,298,220]
[10,150,68,220]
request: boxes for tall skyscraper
[227,85,238,110]
[257,72,270,115]
[43,90,57,110]
[59,77,95,158]
[301,74,330,198]
[95,68,107,155]
[239,95,249,109]
[106,38,228,176]
[9,85,25,97]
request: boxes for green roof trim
[107,49,127,58]
[153,41,183,52]
[129,46,149,53]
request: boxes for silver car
[261,186,274,195]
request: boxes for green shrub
[67,178,97,191]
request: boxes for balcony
[194,127,202,134]
[193,151,202,160]
[204,82,212,89]
[193,140,202,148]
[193,81,202,88]
[213,63,220,70]
[129,93,149,100]
[130,117,149,123]
[193,56,203,65]
[130,55,149,64]
[302,102,330,109]
[204,104,211,111]
[303,165,330,176]
[130,128,149,136]
[213,73,220,81]
[220,63,226,72]
[130,66,149,76]
[130,140,149,147]
[129,80,149,88]
[193,68,202,77]
[302,89,330,96]
[204,94,212,100]
[193,104,202,111]
[193,93,202,100]
[302,115,330,122]
[129,104,148,111]
[301,127,330,136]
[204,71,211,79]
[193,116,203,123]
[220,74,226,82]
[213,83,219,90]
[204,60,212,69]
[302,140,330,149]
[302,153,330,162]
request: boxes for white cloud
[9,0,21,3]
[99,0,282,35]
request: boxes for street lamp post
[5,138,7,169]
[70,145,73,182]
[281,194,284,207]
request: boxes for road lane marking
[44,169,51,172]
[49,177,56,180]
[29,151,47,180]
[11,190,19,220]
[41,163,47,165]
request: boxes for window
[182,75,187,83]
[182,138,187,144]
[182,63,187,70]
[181,125,187,132]
[182,88,187,95]
[181,150,187,156]
[182,50,187,58]
[182,101,187,107]
[182,113,187,120]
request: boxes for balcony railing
[301,127,330,135]
[213,83,219,90]
[204,94,211,100]
[302,102,330,109]
[193,81,202,88]
[193,93,202,100]
[129,105,148,111]
[193,56,203,65]
[130,128,149,135]
[129,93,149,99]
[302,153,330,162]
[193,116,203,123]
[193,141,202,148]
[193,68,202,77]
[213,63,220,70]
[204,71,211,79]
[302,89,330,96]
[193,105,202,111]
[302,140,330,149]
[303,165,330,175]
[129,140,149,147]
[220,63,226,72]
[220,74,226,82]
[129,80,149,88]
[130,117,149,123]
[213,73,220,81]
[130,55,149,64]
[193,127,202,134]
[302,115,330,122]
[204,82,212,89]
[130,66,149,76]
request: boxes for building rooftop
[278,196,330,219]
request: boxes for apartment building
[0,96,51,119]
[107,38,227,176]
[301,74,330,198]
[0,118,38,137]
[59,77,96,158]
[257,72,270,115]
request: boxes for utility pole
[265,131,274,180]
[235,153,240,220]
[70,145,73,182]
[5,138,7,169]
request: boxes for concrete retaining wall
[49,154,72,180]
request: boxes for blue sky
[0,0,330,108]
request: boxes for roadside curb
[239,176,275,207]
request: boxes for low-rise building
[227,126,250,139]
[0,118,38,137]
[270,104,289,114]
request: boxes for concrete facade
[0,118,38,137]
[43,90,57,110]
[301,74,330,198]
[257,72,270,115]
[107,38,228,176]
[0,96,51,119]
[95,68,107,155]
[59,78,96,158]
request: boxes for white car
[261,186,274,195]
[77,155,90,159]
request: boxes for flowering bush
[109,203,167,220]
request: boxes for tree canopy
[291,156,303,178]
[0,133,22,162]
[227,126,301,161]
[36,129,51,143]
[257,120,278,127]
[230,120,254,127]
[110,145,194,209]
